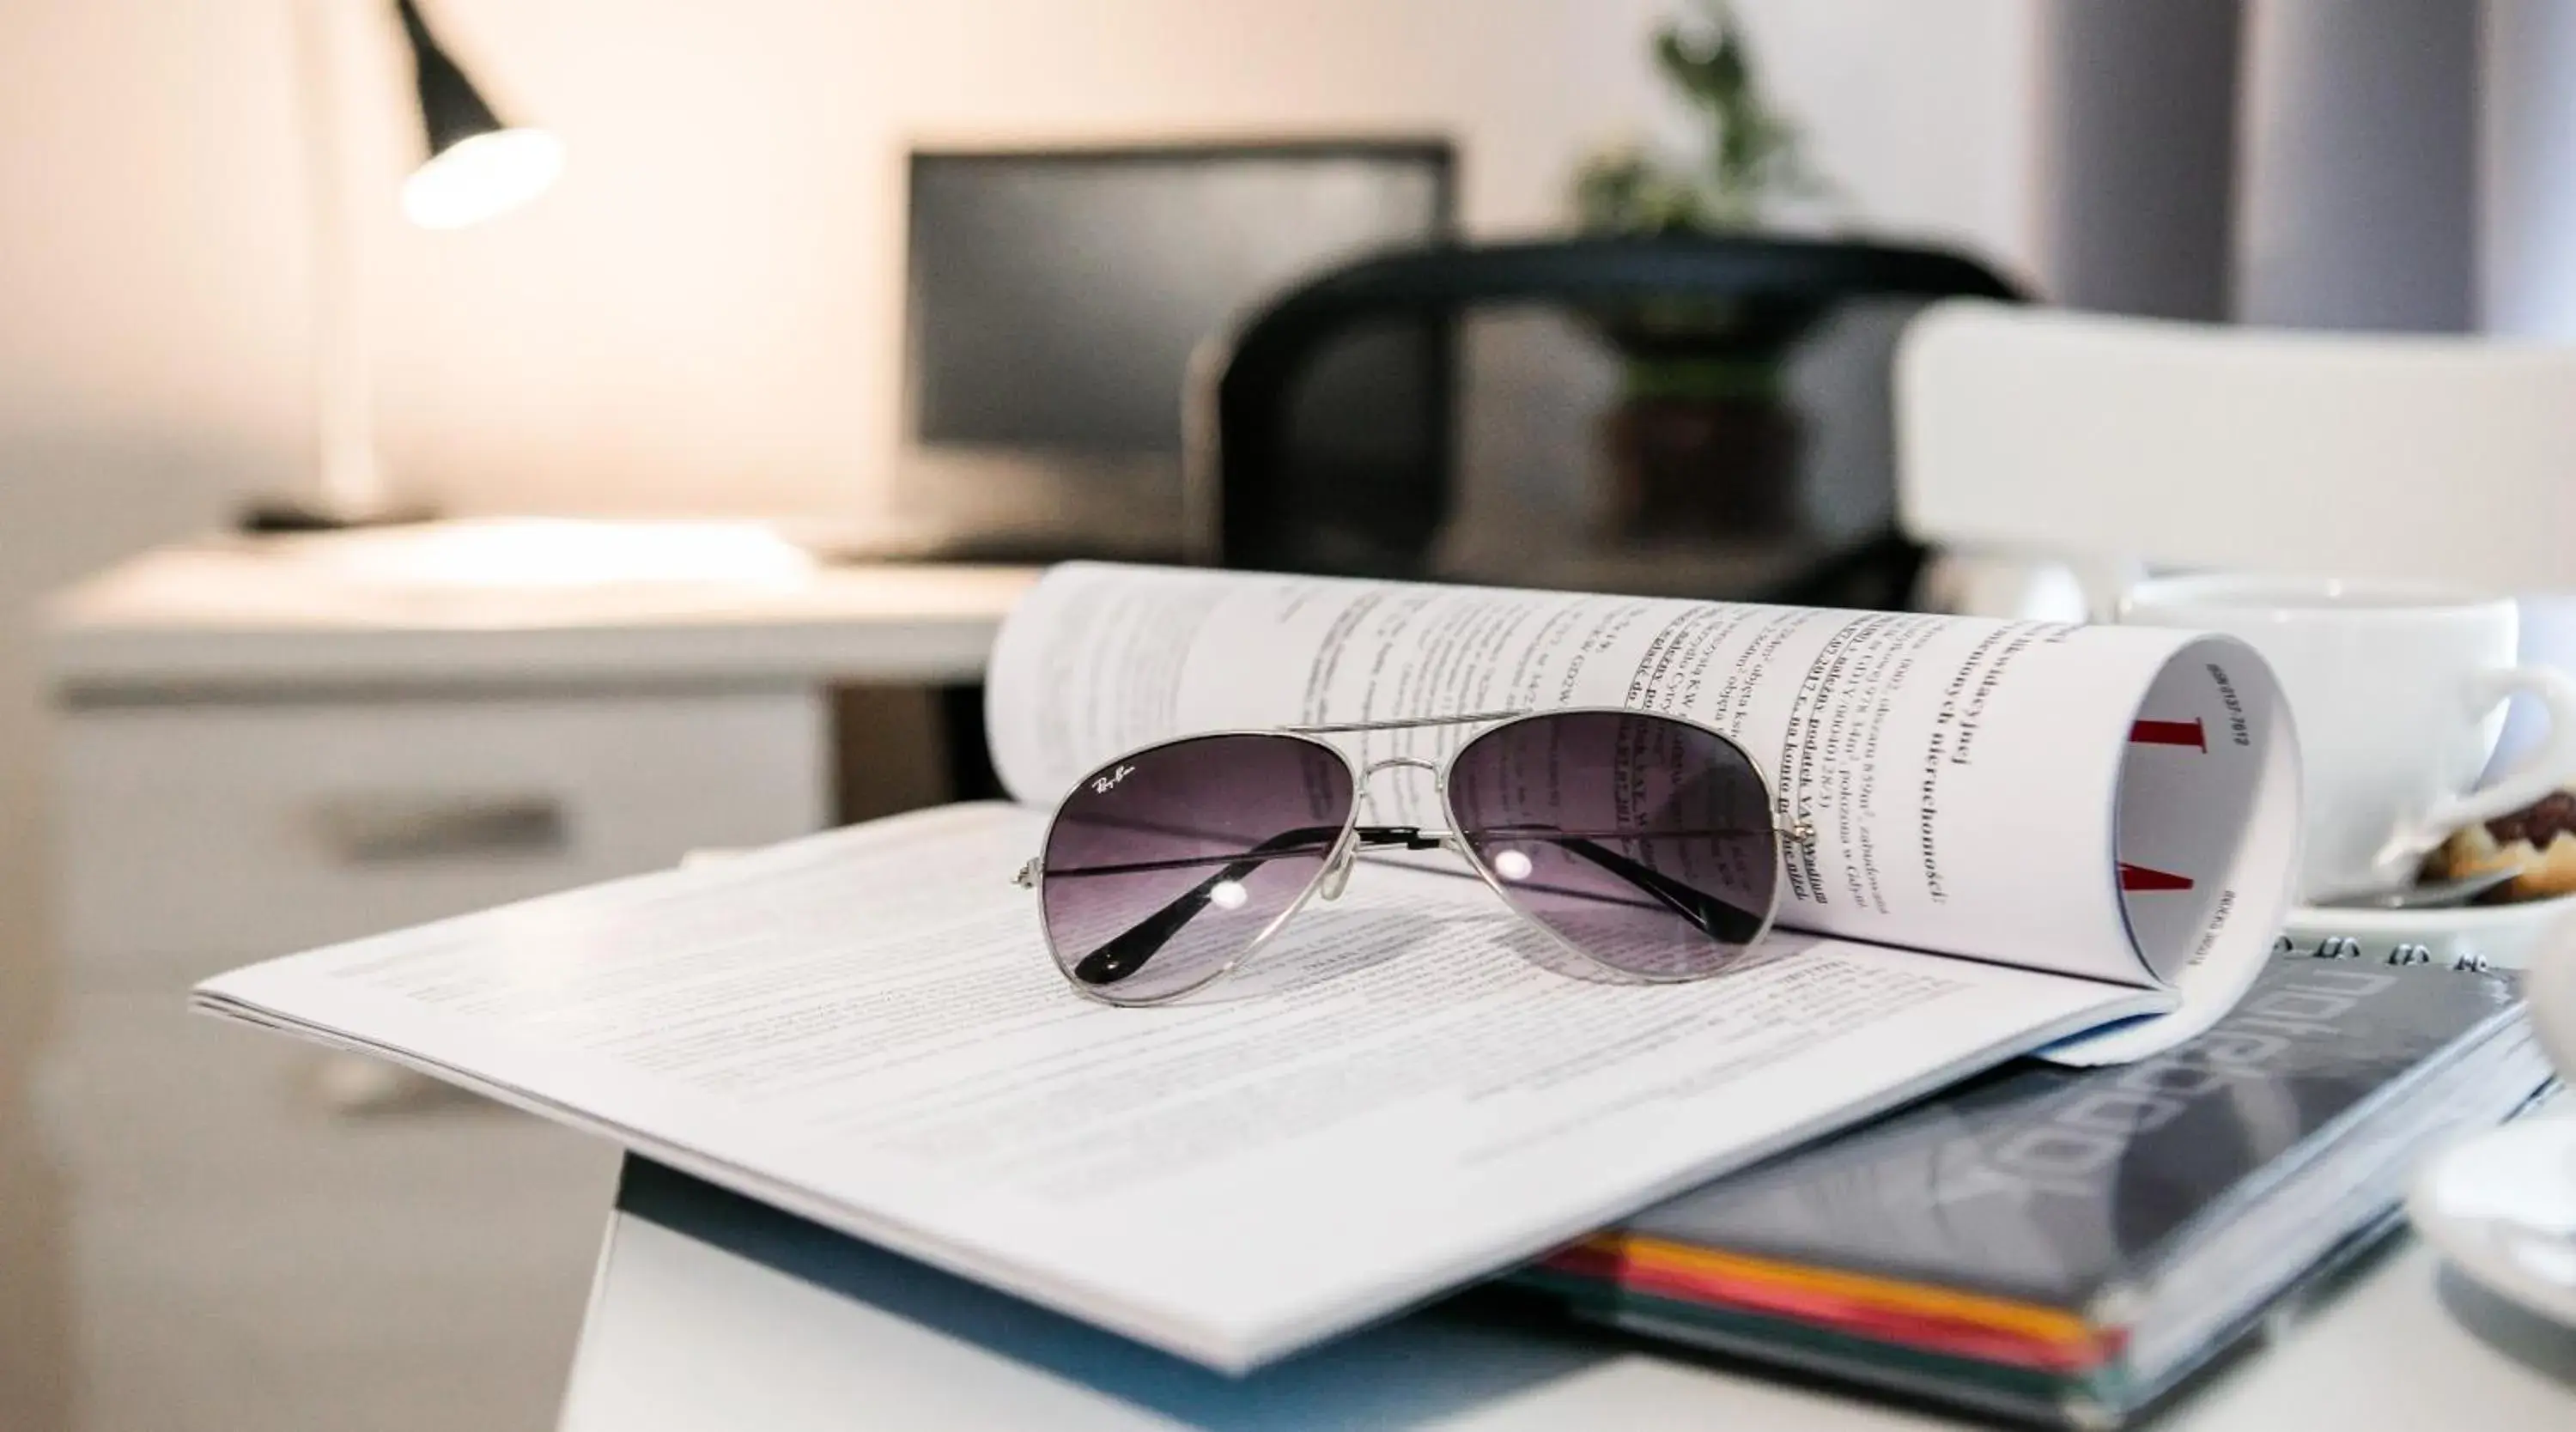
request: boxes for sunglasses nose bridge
[1357,755,1442,795]
[1353,753,1446,824]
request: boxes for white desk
[46,533,1035,693]
[35,531,1036,1432]
[561,1152,2576,1432]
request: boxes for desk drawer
[56,690,826,979]
[37,984,610,1201]
[35,979,621,1432]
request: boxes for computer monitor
[894,140,1455,561]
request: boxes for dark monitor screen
[906,144,1453,455]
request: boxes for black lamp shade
[388,0,560,229]
[396,0,508,157]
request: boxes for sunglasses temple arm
[1062,825,1766,984]
[1540,835,1768,944]
[1067,824,1431,985]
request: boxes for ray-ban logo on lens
[1091,764,1137,795]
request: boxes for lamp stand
[251,0,432,531]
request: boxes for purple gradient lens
[1039,733,1356,1003]
[1445,710,1777,980]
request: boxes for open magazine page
[194,804,2163,1370]
[984,565,2300,1064]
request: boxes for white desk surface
[558,1153,2576,1432]
[43,536,1039,694]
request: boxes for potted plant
[1573,0,1833,543]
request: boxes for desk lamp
[252,0,563,531]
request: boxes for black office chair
[1185,234,2024,610]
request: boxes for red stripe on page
[2129,719,2207,750]
[2119,863,2195,893]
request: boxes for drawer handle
[309,792,570,864]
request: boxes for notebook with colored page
[1511,948,2558,1427]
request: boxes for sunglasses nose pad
[1318,842,1356,901]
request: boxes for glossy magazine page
[1593,956,2522,1306]
[1518,953,2548,1423]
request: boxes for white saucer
[2409,1117,2576,1332]
[2281,892,2576,972]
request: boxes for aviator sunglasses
[1012,707,1808,1004]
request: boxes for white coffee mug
[2119,574,2576,904]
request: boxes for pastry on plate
[2424,790,2576,901]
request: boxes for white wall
[2,0,2042,524]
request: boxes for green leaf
[1571,0,1833,234]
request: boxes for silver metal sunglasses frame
[1013,707,1811,1007]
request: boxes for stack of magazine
[193,564,2307,1372]
[1510,947,2557,1427]
[187,564,2547,1409]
